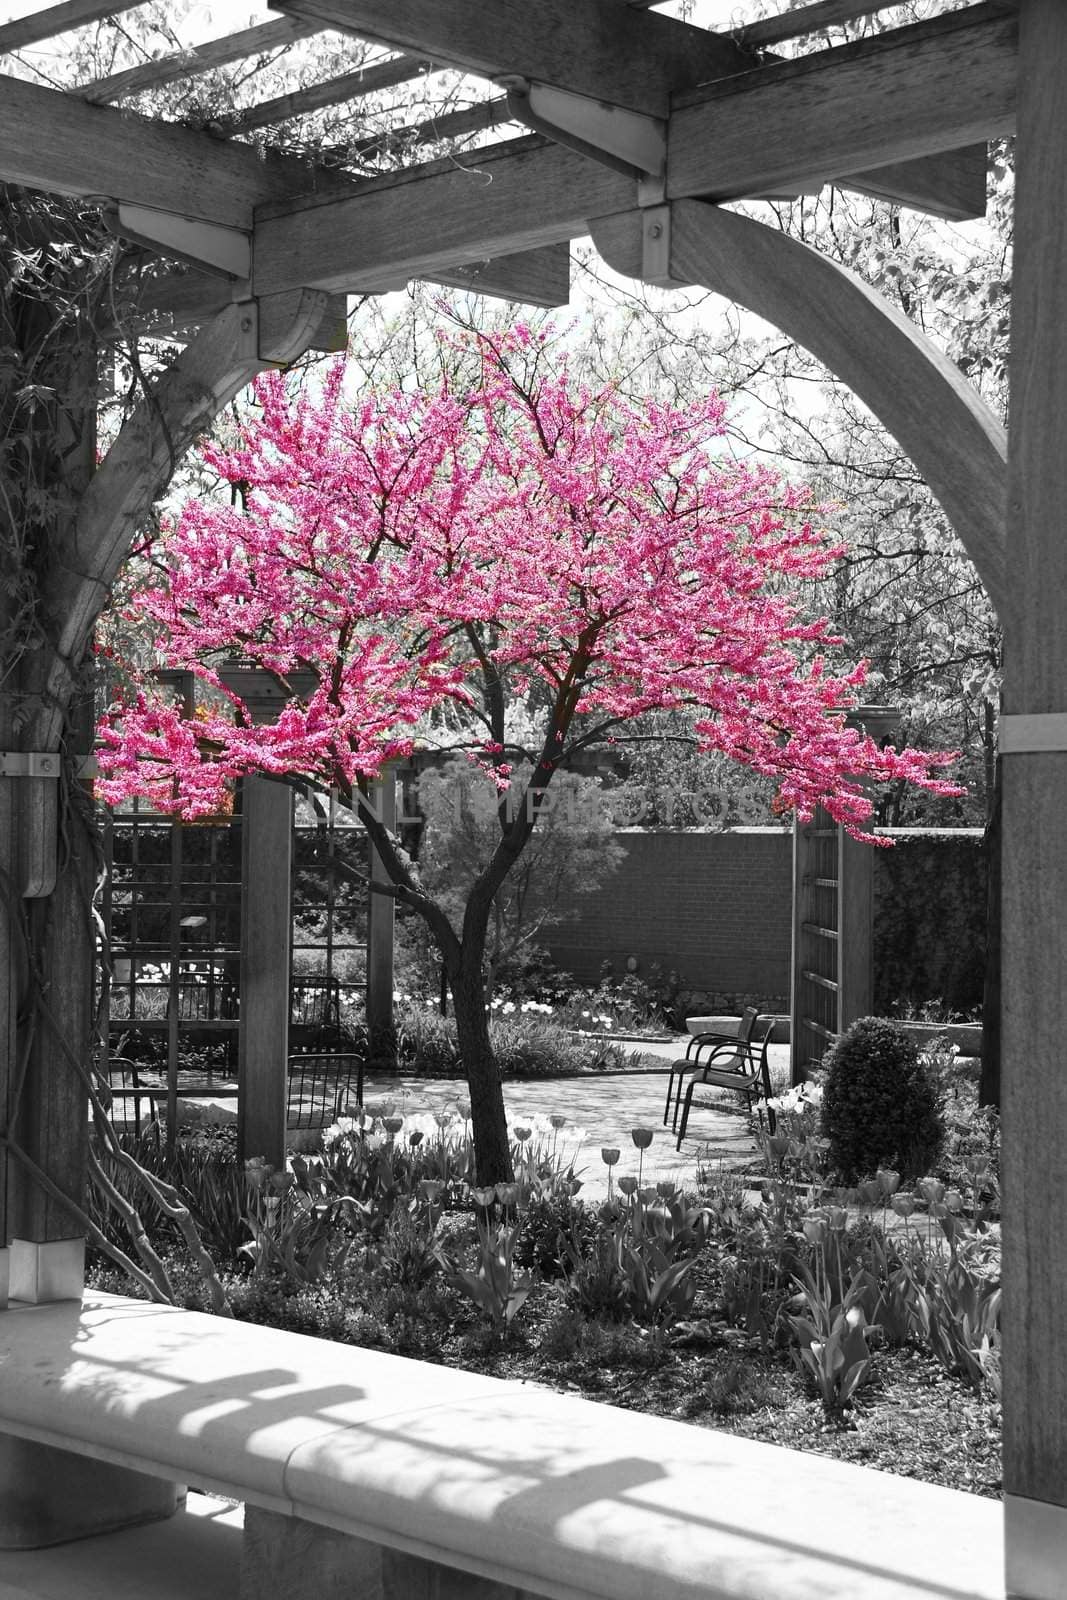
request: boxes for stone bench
[0,1291,1003,1600]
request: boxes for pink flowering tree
[97,325,960,1184]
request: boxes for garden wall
[548,827,794,1012]
[548,826,986,1017]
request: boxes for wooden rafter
[0,0,147,52]
[0,74,354,225]
[219,53,438,135]
[669,5,1016,201]
[346,97,510,161]
[736,1,910,49]
[272,0,754,116]
[253,135,632,296]
[79,16,324,104]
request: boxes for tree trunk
[449,945,513,1185]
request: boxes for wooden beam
[0,0,148,51]
[273,0,753,115]
[670,6,1016,202]
[429,243,569,308]
[239,777,292,1171]
[132,240,566,337]
[220,54,437,134]
[840,143,988,221]
[79,16,323,104]
[736,1,905,49]
[0,75,351,227]
[588,201,1009,624]
[1001,4,1067,1594]
[347,97,510,160]
[254,135,632,296]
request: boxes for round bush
[820,1016,945,1183]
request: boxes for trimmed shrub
[821,1016,944,1182]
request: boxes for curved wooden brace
[589,199,1009,626]
[32,291,337,749]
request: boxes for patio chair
[663,1006,760,1131]
[103,1056,163,1142]
[674,1016,777,1150]
[286,1051,364,1130]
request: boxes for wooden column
[365,769,396,1044]
[238,777,293,1168]
[1001,5,1067,1594]
[836,827,873,1034]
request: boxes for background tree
[98,323,961,1183]
[417,755,627,1003]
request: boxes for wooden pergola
[0,2,1060,1592]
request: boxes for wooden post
[837,827,873,1034]
[365,768,396,1045]
[1001,6,1067,1596]
[238,777,292,1168]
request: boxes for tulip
[631,1126,653,1185]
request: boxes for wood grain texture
[841,143,988,224]
[589,201,1009,622]
[0,0,148,51]
[1000,0,1067,1529]
[274,0,751,114]
[222,54,435,134]
[837,831,873,1032]
[253,137,632,296]
[239,779,293,1170]
[430,243,570,308]
[669,6,1016,201]
[0,75,350,227]
[366,772,396,1041]
[79,16,323,103]
[737,0,903,48]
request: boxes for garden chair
[103,1056,163,1142]
[663,1006,760,1130]
[286,1051,364,1130]
[674,1016,777,1149]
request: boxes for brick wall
[548,826,986,1017]
[548,827,794,1010]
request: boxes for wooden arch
[590,198,1009,624]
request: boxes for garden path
[358,1040,792,1203]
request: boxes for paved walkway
[357,1038,791,1202]
[169,1035,789,1204]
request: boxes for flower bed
[87,1069,1002,1501]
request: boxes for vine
[0,183,229,1309]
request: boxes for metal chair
[286,1052,364,1129]
[674,1016,777,1150]
[664,1006,760,1131]
[103,1055,163,1141]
